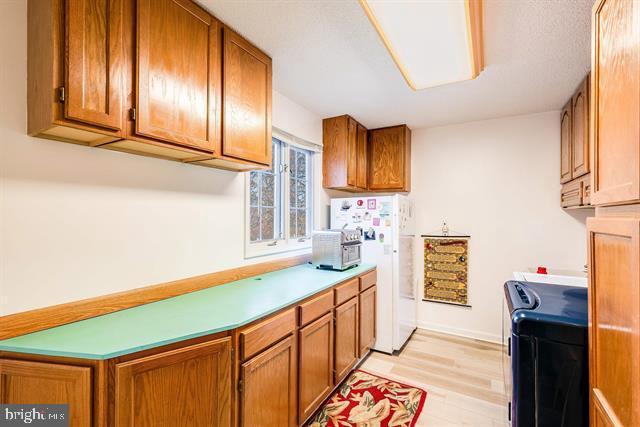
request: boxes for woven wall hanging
[422,233,470,307]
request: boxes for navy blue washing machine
[503,281,588,427]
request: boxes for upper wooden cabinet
[221,28,272,165]
[27,0,272,172]
[28,0,124,145]
[591,0,640,206]
[572,76,590,179]
[322,117,411,193]
[560,100,573,184]
[560,74,592,209]
[133,0,220,152]
[115,337,231,426]
[322,115,368,191]
[0,359,92,426]
[368,125,412,192]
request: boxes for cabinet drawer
[582,174,591,205]
[240,308,296,361]
[561,179,583,208]
[299,291,333,327]
[359,270,376,291]
[335,278,359,305]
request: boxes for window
[246,137,314,257]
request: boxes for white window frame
[245,130,320,258]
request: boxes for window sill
[244,240,312,260]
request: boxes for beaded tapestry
[424,237,469,305]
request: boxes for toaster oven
[312,229,362,271]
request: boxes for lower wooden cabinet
[240,335,297,427]
[359,285,376,357]
[587,217,640,426]
[0,359,92,426]
[0,268,377,427]
[115,337,231,426]
[298,312,334,422]
[334,296,359,383]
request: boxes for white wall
[411,112,590,343]
[0,0,324,315]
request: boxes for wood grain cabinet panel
[299,291,333,327]
[356,123,368,189]
[587,217,640,426]
[322,115,368,191]
[28,0,123,144]
[240,308,296,362]
[240,335,297,427]
[591,0,640,206]
[334,297,359,384]
[561,179,583,208]
[560,100,573,184]
[0,359,92,426]
[134,0,220,151]
[367,125,411,192]
[222,27,272,165]
[572,75,590,179]
[115,337,231,427]
[66,0,124,130]
[359,285,376,357]
[298,312,334,423]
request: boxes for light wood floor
[360,329,509,426]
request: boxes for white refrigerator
[330,195,416,354]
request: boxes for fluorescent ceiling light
[360,0,484,91]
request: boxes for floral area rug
[306,369,427,427]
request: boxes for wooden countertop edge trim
[0,254,311,340]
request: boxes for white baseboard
[416,320,503,344]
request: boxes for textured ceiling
[199,0,593,129]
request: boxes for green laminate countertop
[0,263,375,360]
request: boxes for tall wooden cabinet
[587,217,639,426]
[588,0,640,425]
[27,0,272,172]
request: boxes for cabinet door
[0,359,92,426]
[368,125,411,191]
[359,285,376,357]
[115,338,231,427]
[346,117,357,188]
[65,0,124,130]
[240,335,297,427]
[298,312,334,422]
[572,76,590,179]
[587,217,640,426]
[560,100,573,184]
[356,123,368,189]
[222,27,272,165]
[334,297,359,383]
[136,0,221,151]
[591,0,640,205]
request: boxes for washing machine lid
[504,281,588,344]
